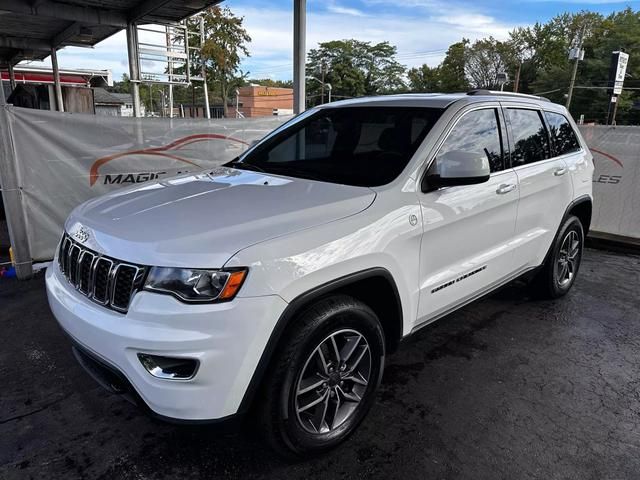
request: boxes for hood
[66,167,376,267]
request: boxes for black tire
[532,215,584,299]
[257,294,385,458]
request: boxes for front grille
[58,234,147,313]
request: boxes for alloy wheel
[294,329,371,434]
[556,230,580,287]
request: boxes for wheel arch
[238,267,403,415]
[566,195,592,235]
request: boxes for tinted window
[236,107,442,187]
[507,109,551,167]
[436,108,504,173]
[544,111,581,156]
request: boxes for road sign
[609,51,629,95]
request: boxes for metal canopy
[0,0,224,66]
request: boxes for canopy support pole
[293,0,306,114]
[51,47,64,112]
[126,23,142,118]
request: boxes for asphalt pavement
[1,247,640,480]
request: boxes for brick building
[230,85,293,118]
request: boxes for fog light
[137,354,198,380]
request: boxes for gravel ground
[1,248,639,480]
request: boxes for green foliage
[111,4,640,124]
[515,8,640,123]
[404,7,640,123]
[465,37,518,89]
[438,41,470,92]
[406,40,470,93]
[306,39,406,105]
[200,6,251,116]
[244,78,294,88]
[407,64,441,92]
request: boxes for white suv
[46,91,593,456]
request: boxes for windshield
[230,106,443,187]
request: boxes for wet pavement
[1,248,640,480]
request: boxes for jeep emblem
[73,226,90,243]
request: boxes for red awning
[1,71,88,86]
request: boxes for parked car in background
[46,91,593,456]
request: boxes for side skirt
[409,265,538,335]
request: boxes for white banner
[3,108,639,263]
[7,107,290,260]
[579,125,640,242]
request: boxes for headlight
[144,267,248,303]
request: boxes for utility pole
[610,97,619,125]
[566,25,586,111]
[513,62,522,93]
[320,61,326,104]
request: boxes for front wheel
[257,294,385,457]
[532,215,584,299]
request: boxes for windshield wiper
[225,160,267,173]
[226,159,324,182]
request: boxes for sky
[32,0,640,82]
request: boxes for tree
[306,40,406,105]
[200,6,251,116]
[109,74,154,115]
[438,40,470,92]
[407,64,441,92]
[244,78,294,88]
[464,37,518,89]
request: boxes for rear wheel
[532,215,584,299]
[257,294,385,457]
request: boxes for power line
[246,48,449,75]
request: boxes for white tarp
[579,125,640,241]
[6,106,290,260]
[3,107,640,263]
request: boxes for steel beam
[0,36,50,51]
[293,0,306,114]
[0,0,127,28]
[52,21,81,48]
[128,0,173,23]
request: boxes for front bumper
[46,262,288,421]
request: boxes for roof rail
[467,89,551,102]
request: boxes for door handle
[496,183,517,195]
[554,167,568,176]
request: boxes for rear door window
[506,108,551,167]
[544,111,581,156]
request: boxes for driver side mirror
[422,150,491,192]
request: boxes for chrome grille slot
[68,245,81,286]
[78,251,96,294]
[57,234,147,313]
[58,237,71,274]
[92,258,113,304]
[111,264,140,312]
